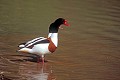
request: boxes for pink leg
[42,57,44,64]
[41,55,44,64]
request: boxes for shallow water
[0,0,120,80]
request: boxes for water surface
[0,0,120,80]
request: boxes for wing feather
[18,37,49,48]
[25,37,44,46]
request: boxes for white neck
[48,33,52,38]
[48,33,58,47]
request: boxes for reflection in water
[0,53,56,80]
[31,64,56,80]
[18,61,56,80]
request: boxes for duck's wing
[18,37,50,48]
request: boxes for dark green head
[49,18,69,33]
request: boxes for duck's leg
[41,55,44,64]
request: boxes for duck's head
[49,18,69,33]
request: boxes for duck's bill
[64,20,70,26]
[59,20,69,29]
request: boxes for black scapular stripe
[25,39,50,48]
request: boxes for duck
[18,18,69,63]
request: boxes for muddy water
[0,0,120,80]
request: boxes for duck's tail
[18,42,26,48]
[18,48,32,53]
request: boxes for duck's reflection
[19,62,56,80]
[31,64,56,80]
[16,54,56,80]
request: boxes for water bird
[18,18,69,63]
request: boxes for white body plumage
[18,33,58,56]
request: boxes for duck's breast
[32,43,50,54]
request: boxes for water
[0,0,120,80]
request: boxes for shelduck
[18,18,69,63]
